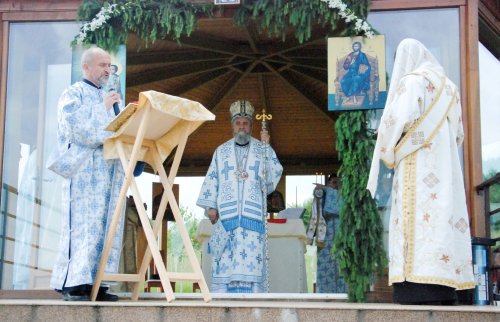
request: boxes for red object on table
[267,218,287,224]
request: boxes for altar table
[195,218,308,293]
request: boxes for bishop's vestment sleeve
[196,149,219,210]
[377,75,425,169]
[263,145,283,193]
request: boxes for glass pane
[368,8,460,87]
[1,22,79,289]
[479,43,500,239]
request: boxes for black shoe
[96,289,119,302]
[62,290,90,301]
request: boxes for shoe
[96,289,119,302]
[62,290,90,301]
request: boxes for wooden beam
[127,50,230,65]
[478,0,500,58]
[282,48,328,59]
[461,1,485,236]
[1,11,76,20]
[288,66,327,83]
[168,69,232,96]
[263,61,334,122]
[126,59,251,86]
[278,69,330,119]
[260,36,326,59]
[0,0,80,12]
[243,24,259,53]
[178,33,254,58]
[370,0,466,10]
[281,57,327,70]
[208,61,259,113]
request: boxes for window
[1,22,79,289]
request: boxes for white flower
[75,0,374,45]
[75,3,120,44]
[320,0,373,37]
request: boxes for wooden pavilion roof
[124,16,340,177]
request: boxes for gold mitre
[229,100,255,121]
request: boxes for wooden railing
[476,172,500,304]
[477,172,500,242]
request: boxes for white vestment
[197,137,283,292]
[49,81,125,290]
[368,39,474,291]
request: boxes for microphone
[113,102,120,116]
[108,88,120,116]
[107,87,144,176]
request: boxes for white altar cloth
[196,218,308,293]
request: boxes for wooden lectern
[91,90,215,302]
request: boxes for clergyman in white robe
[48,48,125,300]
[197,100,283,293]
[367,38,474,304]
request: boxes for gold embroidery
[422,142,432,149]
[454,218,468,233]
[425,81,435,93]
[403,154,417,277]
[389,275,475,290]
[423,173,440,188]
[394,74,446,153]
[423,213,430,222]
[440,254,450,263]
[411,131,425,145]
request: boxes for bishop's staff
[256,109,272,292]
[256,108,273,208]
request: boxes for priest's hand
[260,129,270,144]
[104,91,120,110]
[208,208,219,224]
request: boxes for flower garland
[321,0,374,37]
[74,0,374,46]
[75,3,122,45]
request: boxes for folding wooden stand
[91,91,214,302]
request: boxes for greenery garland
[335,112,387,301]
[233,0,373,43]
[73,0,374,49]
[73,0,214,49]
[75,0,386,302]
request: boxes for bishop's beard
[234,131,251,145]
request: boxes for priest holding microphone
[48,47,125,301]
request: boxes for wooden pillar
[462,0,485,236]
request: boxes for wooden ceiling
[125,16,340,177]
